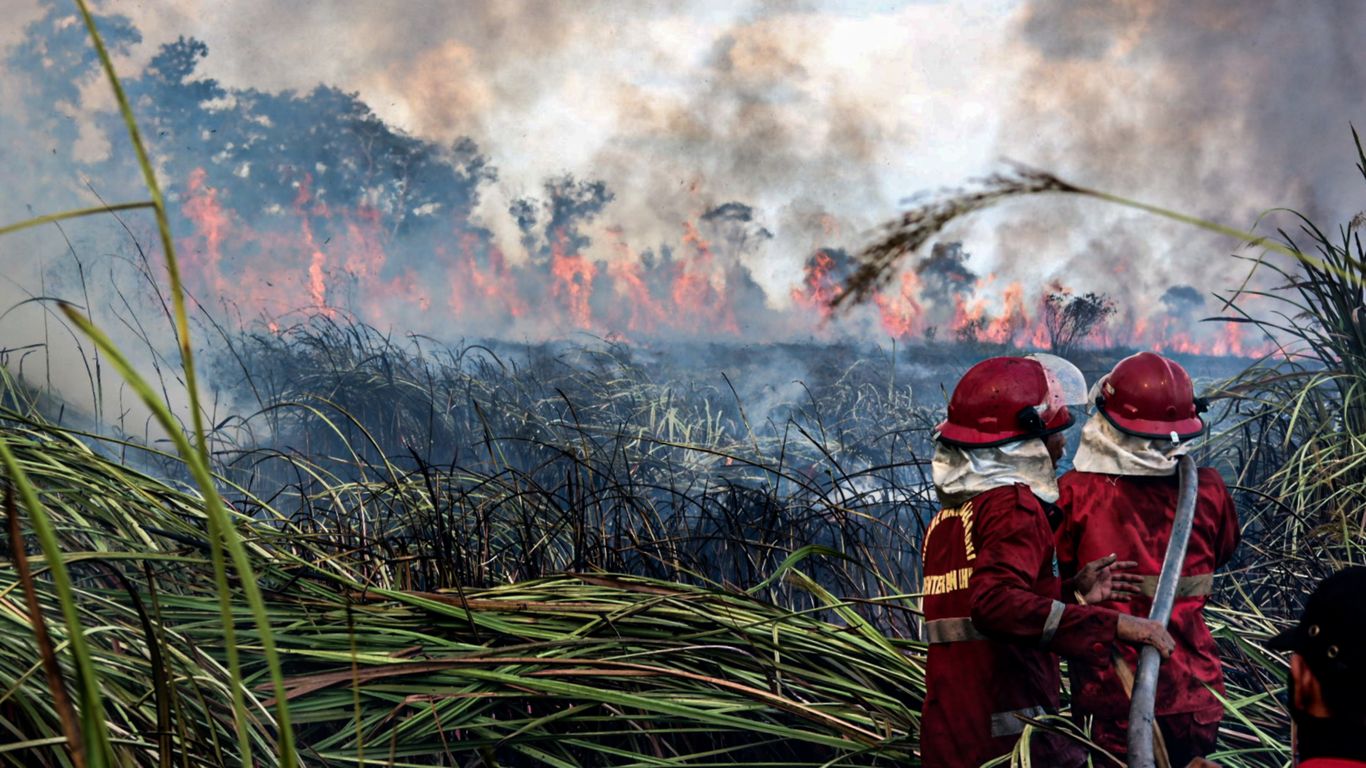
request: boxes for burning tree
[1042,290,1115,356]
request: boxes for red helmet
[1095,352,1205,440]
[936,356,1074,447]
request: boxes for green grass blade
[0,441,113,767]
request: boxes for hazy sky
[3,0,1363,312]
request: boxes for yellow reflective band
[1136,573,1214,598]
[923,502,976,561]
[924,567,974,596]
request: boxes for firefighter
[921,356,1174,768]
[1055,352,1240,765]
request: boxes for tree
[509,174,615,267]
[1043,291,1115,356]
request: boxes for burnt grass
[170,318,1257,626]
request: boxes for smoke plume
[1,0,1357,419]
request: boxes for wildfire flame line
[177,167,1272,356]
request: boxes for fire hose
[1127,454,1199,768]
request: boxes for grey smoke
[1001,0,1366,308]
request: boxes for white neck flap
[932,438,1060,507]
[1072,412,1186,477]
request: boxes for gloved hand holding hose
[1117,613,1176,658]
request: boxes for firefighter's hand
[1184,759,1221,768]
[1075,553,1143,604]
[1116,614,1176,658]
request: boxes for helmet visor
[1027,353,1088,410]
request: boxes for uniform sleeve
[1205,469,1241,568]
[969,486,1117,663]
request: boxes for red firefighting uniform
[920,483,1118,768]
[1056,468,1240,762]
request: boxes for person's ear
[1291,653,1332,718]
[1044,432,1066,464]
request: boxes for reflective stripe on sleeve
[989,705,1049,738]
[924,617,986,644]
[1039,599,1065,647]
[1136,573,1214,598]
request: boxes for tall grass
[204,321,937,604]
[0,388,927,766]
[2,3,1364,766]
[1218,131,1366,545]
[57,3,299,765]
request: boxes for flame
[292,178,334,315]
[180,168,230,296]
[673,221,739,334]
[1030,317,1050,349]
[792,250,843,318]
[171,169,1278,357]
[550,230,596,329]
[307,251,328,309]
[873,270,924,337]
[951,294,988,337]
[606,231,668,334]
[452,234,522,325]
[1212,321,1248,357]
[983,282,1028,345]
